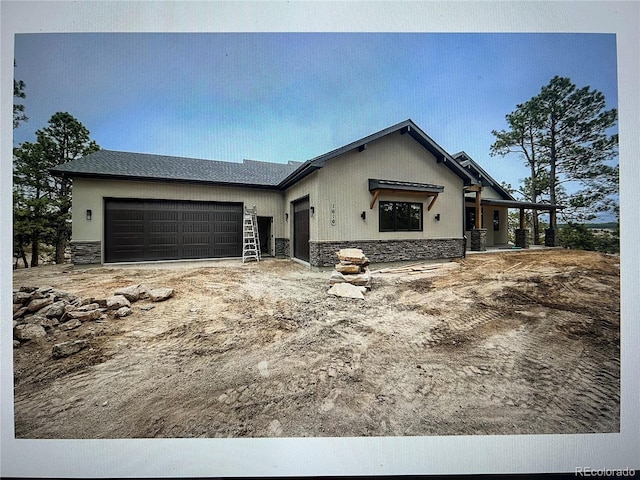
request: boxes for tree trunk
[55,238,67,264]
[30,239,39,267]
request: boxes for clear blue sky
[13,32,618,197]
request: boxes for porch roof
[479,198,565,210]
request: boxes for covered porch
[464,189,564,252]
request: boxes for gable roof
[278,119,477,188]
[51,120,478,190]
[453,151,516,201]
[51,150,303,188]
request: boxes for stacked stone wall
[309,238,465,267]
[70,241,101,265]
[275,238,290,258]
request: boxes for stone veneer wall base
[275,238,290,258]
[309,238,465,267]
[70,241,102,265]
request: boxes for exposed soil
[12,249,620,438]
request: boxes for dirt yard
[12,249,620,438]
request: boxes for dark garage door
[104,199,243,263]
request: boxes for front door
[293,197,310,262]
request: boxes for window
[493,210,500,231]
[465,206,476,231]
[379,201,422,232]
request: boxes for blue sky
[13,32,618,198]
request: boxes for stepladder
[242,206,261,263]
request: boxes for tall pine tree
[491,76,618,228]
[13,112,99,266]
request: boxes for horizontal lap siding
[104,199,242,262]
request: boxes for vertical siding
[309,133,464,242]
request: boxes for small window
[493,210,500,231]
[465,206,476,231]
[379,201,423,232]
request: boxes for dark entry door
[104,199,242,263]
[293,197,310,262]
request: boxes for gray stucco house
[51,119,561,267]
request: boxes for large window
[379,201,422,232]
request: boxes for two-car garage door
[104,199,243,263]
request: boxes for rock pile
[328,248,372,299]
[12,284,174,357]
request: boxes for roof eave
[50,171,283,190]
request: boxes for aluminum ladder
[242,206,261,263]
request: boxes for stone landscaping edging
[12,283,174,357]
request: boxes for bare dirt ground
[12,249,620,438]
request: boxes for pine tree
[13,113,100,266]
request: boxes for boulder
[21,314,59,329]
[114,285,141,302]
[14,323,47,341]
[13,340,21,348]
[40,300,67,319]
[335,263,361,274]
[52,290,79,303]
[13,291,33,305]
[19,286,38,293]
[76,303,101,312]
[59,319,82,331]
[13,306,28,320]
[114,306,133,318]
[149,288,174,302]
[336,248,370,266]
[106,295,131,310]
[138,284,151,299]
[26,296,54,313]
[63,309,102,322]
[328,283,367,300]
[52,340,87,359]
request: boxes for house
[51,119,562,267]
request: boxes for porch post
[519,208,525,229]
[475,189,482,229]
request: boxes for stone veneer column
[70,241,101,264]
[544,227,560,247]
[515,228,530,249]
[470,229,487,251]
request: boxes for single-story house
[51,119,562,267]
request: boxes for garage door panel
[105,199,242,263]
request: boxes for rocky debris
[40,300,67,318]
[59,319,82,331]
[26,296,54,313]
[14,324,47,341]
[149,288,174,302]
[114,285,141,302]
[328,283,367,300]
[329,248,372,292]
[106,295,131,310]
[12,283,174,353]
[114,306,133,318]
[52,340,88,359]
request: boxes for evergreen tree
[13,112,99,266]
[491,99,549,243]
[13,62,28,129]
[491,76,618,228]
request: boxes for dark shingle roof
[51,150,303,188]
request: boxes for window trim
[379,201,423,232]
